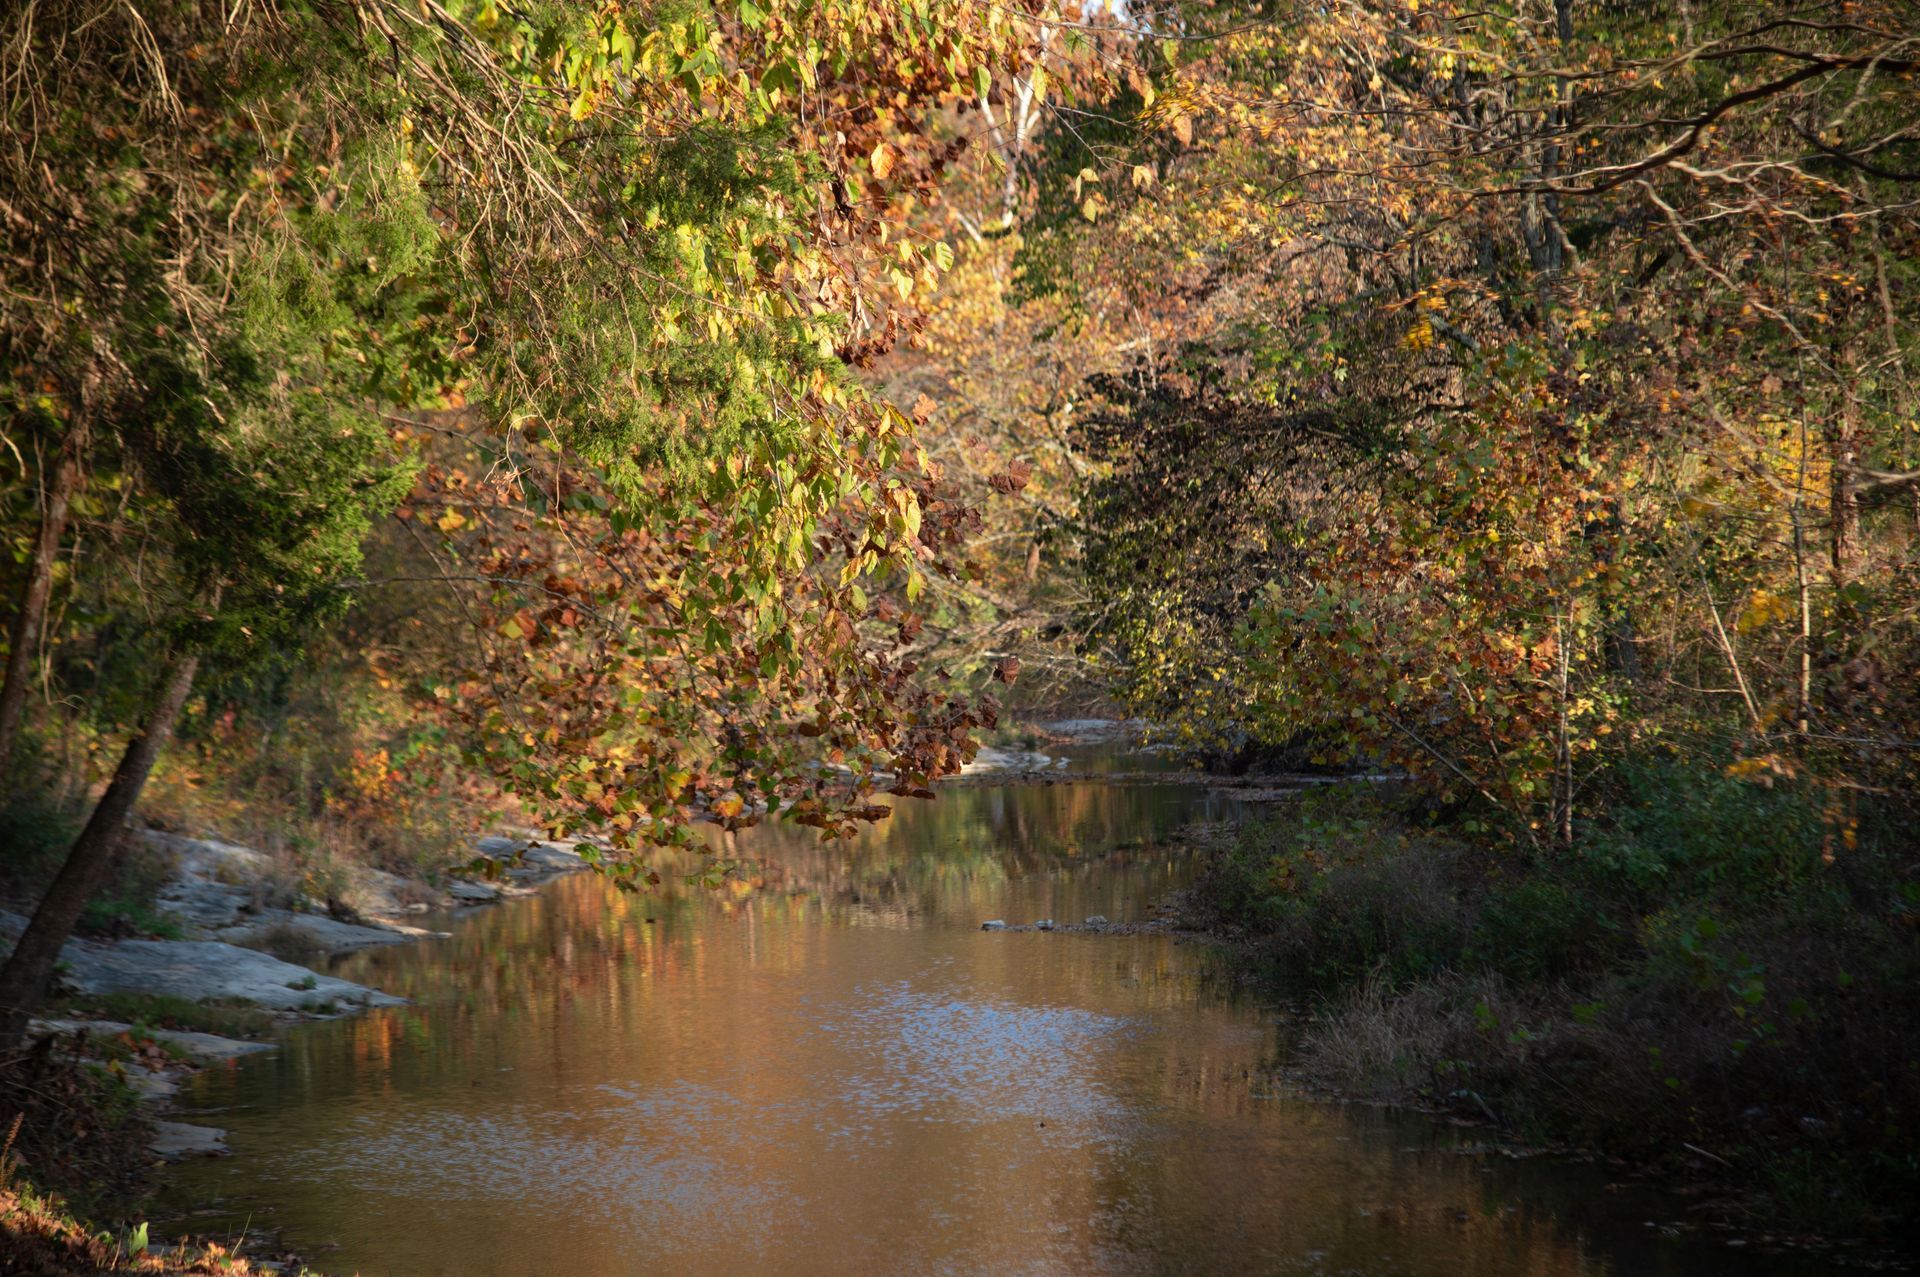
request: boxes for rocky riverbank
[2,828,593,1168]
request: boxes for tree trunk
[1554,610,1575,852]
[0,428,85,777]
[1830,403,1861,596]
[0,647,200,1047]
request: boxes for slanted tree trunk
[0,426,86,777]
[0,646,201,1047]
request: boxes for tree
[0,418,84,778]
[324,0,1056,859]
[906,0,1919,840]
[0,0,437,1040]
[1,0,1053,1036]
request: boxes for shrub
[1188,784,1475,984]
[1468,873,1620,982]
[1579,751,1829,899]
[1226,774,1920,1234]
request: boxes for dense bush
[1190,777,1920,1235]
[1579,753,1834,898]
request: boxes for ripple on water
[250,973,1140,1249]
[270,1085,789,1242]
[156,777,1835,1277]
[816,978,1138,1147]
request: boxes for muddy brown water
[159,768,1827,1275]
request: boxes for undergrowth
[67,994,278,1042]
[0,777,181,941]
[0,1034,153,1223]
[1187,761,1920,1241]
[139,649,489,882]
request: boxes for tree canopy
[899,0,1919,848]
[2,0,1916,1026]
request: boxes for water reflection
[160,782,1814,1275]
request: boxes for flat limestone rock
[474,834,528,858]
[212,909,443,954]
[71,938,404,1011]
[511,843,587,876]
[143,830,449,941]
[124,1065,179,1103]
[0,919,405,1011]
[1033,718,1147,743]
[342,863,437,921]
[141,831,273,884]
[473,835,592,883]
[141,831,273,930]
[959,745,1056,776]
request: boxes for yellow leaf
[871,141,896,180]
[437,509,467,532]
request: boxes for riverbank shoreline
[23,755,1892,1274]
[1,826,597,1274]
[4,731,1200,1268]
[1163,785,1920,1267]
[7,827,596,1121]
[1,757,1276,1272]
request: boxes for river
[157,759,1820,1275]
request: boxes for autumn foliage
[900,0,1920,849]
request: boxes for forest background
[1,0,1917,1245]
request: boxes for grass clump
[68,994,277,1042]
[1,1165,292,1275]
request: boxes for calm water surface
[160,772,1815,1276]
